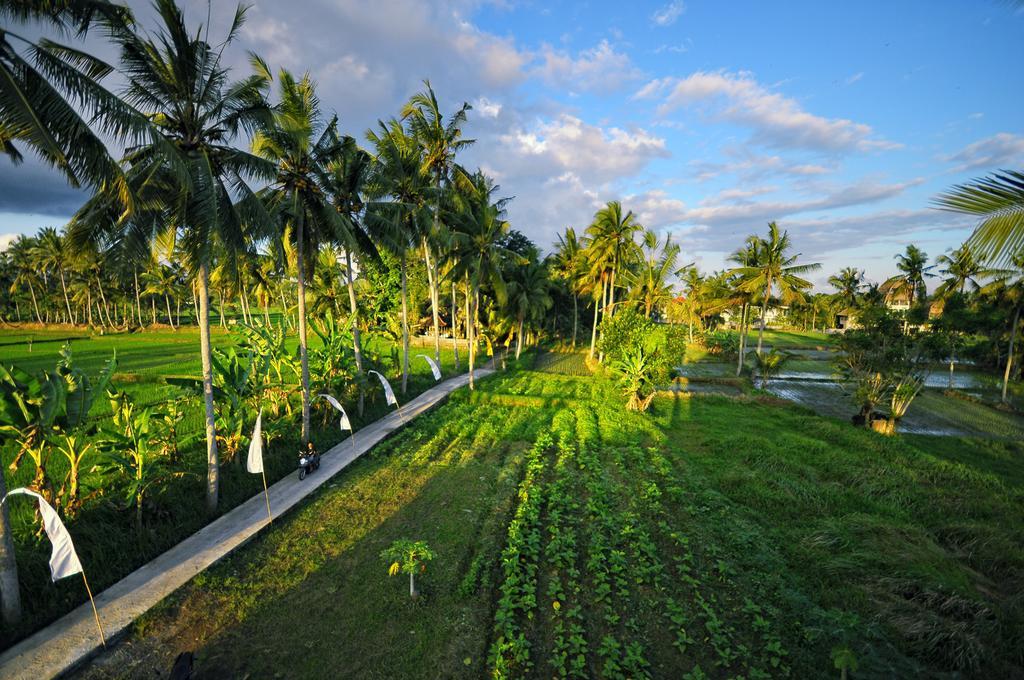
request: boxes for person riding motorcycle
[298,440,321,479]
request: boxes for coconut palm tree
[988,253,1024,403]
[447,170,515,388]
[727,239,760,374]
[935,245,995,297]
[142,263,180,330]
[324,135,376,415]
[625,229,683,318]
[885,245,934,308]
[366,119,432,394]
[0,0,139,189]
[730,222,820,356]
[67,0,274,514]
[828,267,863,309]
[551,227,585,348]
[251,65,347,444]
[33,227,76,324]
[586,201,643,319]
[935,170,1024,265]
[401,80,473,367]
[7,235,44,324]
[507,259,552,359]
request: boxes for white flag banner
[319,393,352,431]
[368,370,398,406]
[246,410,264,474]
[3,488,82,581]
[417,355,442,382]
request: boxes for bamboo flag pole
[1,489,106,648]
[247,411,270,524]
[261,468,272,525]
[80,571,106,648]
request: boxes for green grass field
[77,360,1024,679]
[0,324,473,647]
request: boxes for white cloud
[635,70,899,153]
[943,132,1024,172]
[498,114,669,183]
[534,40,642,93]
[0,234,18,252]
[625,190,688,228]
[474,97,502,118]
[654,41,692,54]
[844,71,864,85]
[689,150,833,182]
[470,114,670,245]
[679,177,923,230]
[651,1,686,27]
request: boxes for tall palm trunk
[466,275,474,388]
[277,288,292,329]
[0,464,21,626]
[756,275,772,356]
[400,251,410,395]
[58,269,75,324]
[345,251,365,416]
[423,239,441,366]
[295,220,311,445]
[515,315,524,360]
[165,295,175,330]
[468,281,478,389]
[28,281,42,323]
[608,262,616,318]
[1003,305,1020,404]
[96,275,113,328]
[134,268,143,327]
[589,291,600,360]
[197,262,220,514]
[598,275,609,363]
[736,303,748,377]
[451,282,460,371]
[571,295,578,349]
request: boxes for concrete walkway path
[0,369,493,680]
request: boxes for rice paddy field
[75,352,1023,679]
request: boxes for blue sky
[1,0,1022,289]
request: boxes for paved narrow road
[0,369,493,680]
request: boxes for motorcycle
[298,448,321,480]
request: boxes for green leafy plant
[750,348,791,389]
[101,392,187,530]
[612,346,661,412]
[382,539,435,599]
[831,646,858,680]
[0,343,115,503]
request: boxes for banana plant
[167,349,265,464]
[101,392,187,530]
[0,343,116,503]
[309,315,358,411]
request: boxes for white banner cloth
[3,488,83,581]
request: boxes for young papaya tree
[382,539,435,599]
